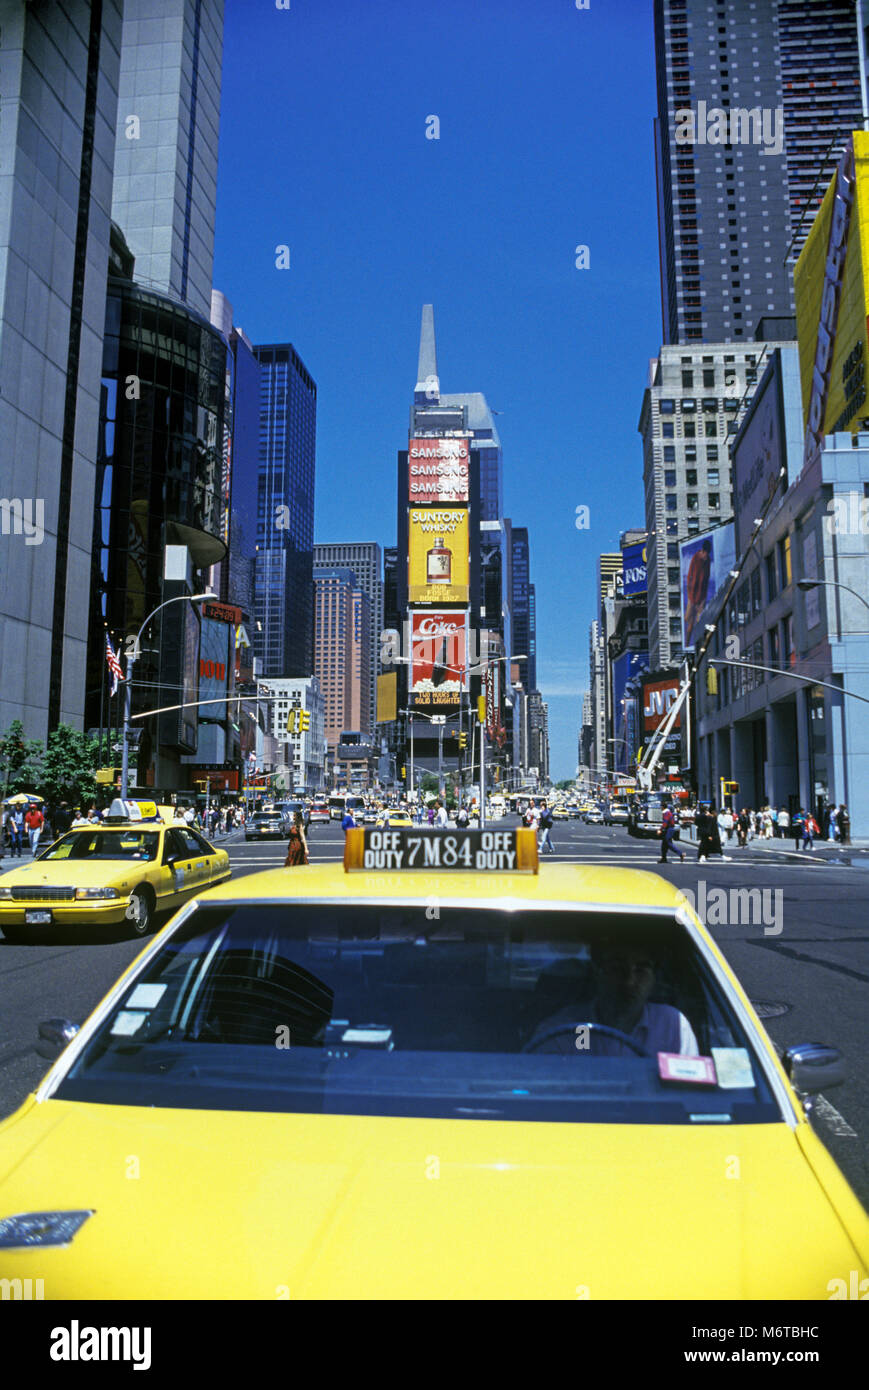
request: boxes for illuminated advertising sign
[197,616,233,722]
[621,541,647,596]
[642,677,681,733]
[680,522,736,650]
[795,133,869,460]
[408,438,470,504]
[410,611,467,708]
[408,507,470,604]
[731,359,786,557]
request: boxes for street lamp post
[797,577,869,621]
[467,653,526,829]
[120,591,215,801]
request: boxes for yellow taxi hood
[0,859,144,890]
[0,1099,865,1299]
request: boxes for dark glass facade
[254,344,317,677]
[87,278,228,783]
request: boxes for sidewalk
[679,823,869,867]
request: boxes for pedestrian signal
[286,709,298,734]
[477,696,486,723]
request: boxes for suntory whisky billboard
[408,437,470,504]
[410,610,468,707]
[408,506,470,603]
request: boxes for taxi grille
[11,886,75,901]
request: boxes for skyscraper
[111,0,224,318]
[0,1,124,739]
[313,543,382,725]
[313,566,371,760]
[254,344,317,678]
[654,0,864,345]
[510,527,537,693]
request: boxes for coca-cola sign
[408,437,470,504]
[410,610,467,706]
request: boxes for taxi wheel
[127,885,155,937]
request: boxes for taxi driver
[526,942,699,1057]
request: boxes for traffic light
[298,709,311,732]
[706,667,719,695]
[401,765,406,780]
[477,696,486,724]
[458,731,468,750]
[286,709,298,734]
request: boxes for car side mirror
[37,1018,80,1060]
[782,1043,845,1095]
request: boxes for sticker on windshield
[110,1010,147,1037]
[127,983,167,1010]
[711,1047,755,1089]
[658,1053,716,1085]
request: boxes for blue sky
[213,0,661,779]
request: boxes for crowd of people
[658,801,851,863]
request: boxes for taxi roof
[196,861,685,911]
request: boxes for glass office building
[254,344,317,678]
[89,269,229,785]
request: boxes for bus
[328,793,366,821]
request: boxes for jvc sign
[643,681,681,732]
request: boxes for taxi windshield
[58,905,779,1124]
[40,831,160,862]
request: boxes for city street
[2,815,866,1209]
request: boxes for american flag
[106,635,124,696]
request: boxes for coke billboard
[410,611,467,707]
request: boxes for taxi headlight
[74,887,120,900]
[0,886,12,900]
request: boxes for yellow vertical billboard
[794,132,869,465]
[408,506,470,603]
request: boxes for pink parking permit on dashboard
[657,1053,717,1085]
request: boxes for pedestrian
[0,806,7,860]
[778,807,789,840]
[658,804,685,864]
[539,801,556,855]
[435,800,449,828]
[71,808,90,828]
[827,804,838,842]
[341,804,356,832]
[736,808,750,848]
[7,807,23,858]
[770,806,778,838]
[696,803,717,863]
[283,811,309,867]
[456,803,469,828]
[838,804,851,845]
[24,802,45,855]
[762,808,773,840]
[802,811,819,851]
[791,809,804,851]
[54,801,72,838]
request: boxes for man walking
[659,804,685,864]
[25,803,45,856]
[538,801,555,855]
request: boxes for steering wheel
[523,1021,650,1057]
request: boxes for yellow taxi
[552,806,569,820]
[377,808,413,828]
[0,800,230,942]
[0,825,865,1298]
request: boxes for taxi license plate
[25,910,52,924]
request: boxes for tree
[38,725,99,806]
[0,719,44,796]
[554,779,575,791]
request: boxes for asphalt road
[1,815,867,1207]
